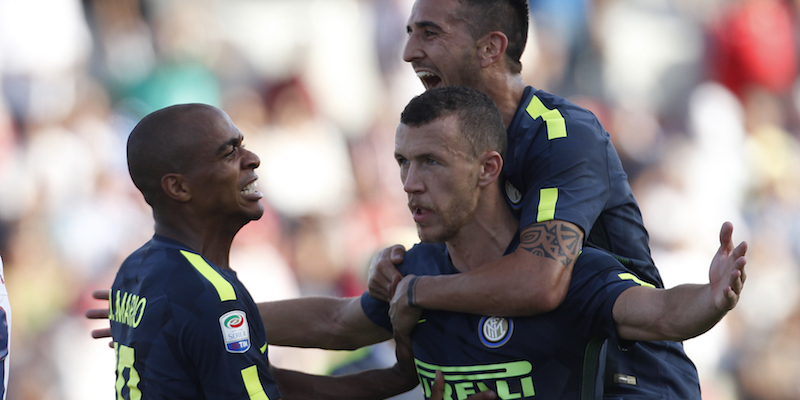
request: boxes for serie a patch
[219,310,251,353]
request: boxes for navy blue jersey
[362,241,700,400]
[109,235,282,400]
[503,88,701,399]
[503,86,661,288]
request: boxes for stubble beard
[416,202,473,244]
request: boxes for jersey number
[115,342,142,400]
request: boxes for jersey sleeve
[562,248,644,347]
[513,97,614,236]
[360,292,392,332]
[359,243,450,333]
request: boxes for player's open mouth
[241,181,258,195]
[413,206,432,223]
[416,71,442,89]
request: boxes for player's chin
[242,202,265,221]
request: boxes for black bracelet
[407,276,420,307]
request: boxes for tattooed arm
[391,220,583,317]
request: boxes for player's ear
[162,173,191,202]
[478,151,503,187]
[477,31,508,68]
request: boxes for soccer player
[0,255,10,400]
[367,0,702,397]
[245,86,745,399]
[373,86,746,399]
[108,103,420,400]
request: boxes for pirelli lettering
[415,359,535,399]
[110,290,147,328]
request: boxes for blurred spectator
[0,0,798,398]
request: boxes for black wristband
[407,276,420,307]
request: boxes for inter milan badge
[219,310,251,353]
[479,316,514,348]
[505,181,522,206]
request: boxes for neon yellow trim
[241,365,270,400]
[180,250,236,301]
[526,96,567,140]
[618,273,656,288]
[414,359,532,380]
[115,343,142,400]
[537,188,558,222]
[260,343,268,354]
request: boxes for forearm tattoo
[519,221,582,266]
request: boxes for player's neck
[155,220,236,269]
[446,191,518,272]
[477,74,526,129]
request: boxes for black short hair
[127,103,216,205]
[400,86,507,159]
[460,0,529,74]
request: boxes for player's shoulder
[528,89,606,132]
[577,246,619,263]
[573,246,629,278]
[401,243,449,275]
[121,242,186,277]
[117,237,217,294]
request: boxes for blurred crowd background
[1,0,799,398]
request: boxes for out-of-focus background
[1,0,799,398]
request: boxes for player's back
[110,236,218,398]
[504,87,662,288]
[109,235,280,400]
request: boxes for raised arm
[259,296,392,350]
[393,220,582,317]
[614,222,747,341]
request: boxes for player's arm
[271,363,418,400]
[392,220,582,317]
[613,222,747,341]
[259,296,392,350]
[271,323,496,400]
[270,328,417,400]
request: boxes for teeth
[416,71,436,78]
[241,181,257,194]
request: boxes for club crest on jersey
[479,316,514,348]
[219,310,250,353]
[505,181,522,206]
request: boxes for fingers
[389,273,402,300]
[430,370,498,400]
[85,308,109,319]
[91,327,112,339]
[368,245,406,301]
[430,371,446,400]
[92,289,110,301]
[732,240,748,259]
[389,245,406,264]
[730,257,747,294]
[718,221,734,252]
